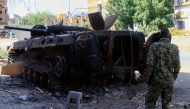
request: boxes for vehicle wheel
[54,56,67,77]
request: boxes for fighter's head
[160,28,170,38]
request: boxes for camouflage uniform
[145,38,180,109]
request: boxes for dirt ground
[0,37,190,109]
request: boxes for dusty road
[171,37,190,109]
[0,37,189,109]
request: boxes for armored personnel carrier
[3,12,161,92]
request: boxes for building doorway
[177,21,185,30]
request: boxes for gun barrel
[4,26,47,33]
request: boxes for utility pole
[102,0,104,16]
[69,0,72,25]
[69,0,70,16]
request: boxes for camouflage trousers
[145,79,174,109]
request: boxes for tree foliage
[133,0,173,34]
[105,0,173,33]
[105,0,136,30]
[19,11,55,26]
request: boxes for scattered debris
[0,89,20,95]
[127,91,136,99]
[36,87,44,93]
[0,69,189,109]
[184,34,189,36]
[54,92,63,97]
[19,94,28,101]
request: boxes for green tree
[133,0,173,34]
[105,0,136,30]
[19,11,55,26]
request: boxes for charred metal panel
[10,35,76,50]
[58,35,75,45]
[12,40,32,50]
[112,36,139,66]
[32,37,42,48]
[75,33,103,72]
[12,41,20,49]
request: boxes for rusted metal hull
[4,12,158,92]
[6,30,147,91]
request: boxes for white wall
[174,5,190,30]
[175,0,186,3]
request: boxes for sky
[8,0,88,18]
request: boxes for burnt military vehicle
[4,12,158,91]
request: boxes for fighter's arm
[146,44,155,82]
[173,46,181,80]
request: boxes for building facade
[13,14,21,23]
[53,13,90,27]
[88,0,107,16]
[0,0,8,25]
[174,0,190,30]
[8,14,21,25]
[54,14,69,25]
[53,0,109,28]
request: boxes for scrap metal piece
[36,87,44,93]
[88,12,118,31]
[1,62,23,75]
[88,12,105,30]
[104,15,118,30]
